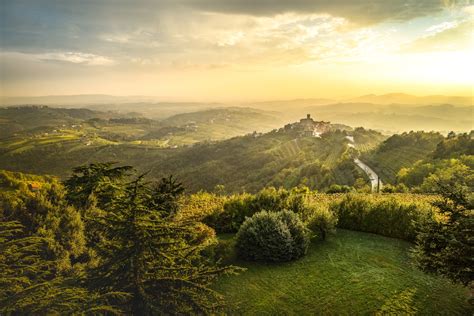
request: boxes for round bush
[235,210,310,262]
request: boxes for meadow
[215,229,471,315]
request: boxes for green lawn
[215,230,471,315]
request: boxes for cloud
[217,32,245,47]
[404,20,473,52]
[38,52,116,66]
[1,1,469,60]
[1,0,472,98]
[425,21,459,36]
[185,0,461,24]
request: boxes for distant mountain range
[1,93,472,107]
[1,93,472,133]
[347,93,473,106]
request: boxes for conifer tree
[0,220,125,314]
[64,162,133,210]
[413,180,474,285]
[87,174,240,314]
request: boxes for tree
[64,162,133,210]
[87,174,239,314]
[148,175,185,216]
[413,180,474,286]
[0,179,87,272]
[0,221,124,314]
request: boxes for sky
[1,0,473,101]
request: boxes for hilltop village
[284,114,331,137]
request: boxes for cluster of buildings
[285,114,330,138]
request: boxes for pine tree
[0,220,125,314]
[64,162,133,210]
[413,180,474,285]
[87,174,240,314]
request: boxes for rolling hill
[362,132,443,183]
[0,106,387,192]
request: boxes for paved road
[346,136,382,192]
[354,158,382,192]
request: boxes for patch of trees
[1,164,239,314]
[433,132,474,159]
[413,178,473,286]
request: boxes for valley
[1,103,472,194]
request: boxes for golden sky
[1,1,473,101]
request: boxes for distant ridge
[1,93,472,107]
[0,94,161,106]
[348,93,473,106]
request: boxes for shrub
[236,210,310,262]
[326,184,353,194]
[332,194,434,241]
[278,210,311,258]
[249,187,289,213]
[306,207,338,240]
[204,194,253,233]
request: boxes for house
[28,182,41,192]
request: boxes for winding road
[354,158,382,192]
[345,136,383,192]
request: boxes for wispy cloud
[425,21,459,36]
[403,20,472,52]
[38,52,116,66]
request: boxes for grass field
[215,229,471,315]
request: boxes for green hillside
[0,105,119,138]
[361,132,444,183]
[0,106,285,146]
[151,127,386,192]
[0,114,386,192]
[150,107,288,145]
[0,106,390,192]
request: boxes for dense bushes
[204,194,254,233]
[204,187,311,233]
[197,189,438,243]
[331,194,435,241]
[236,210,310,262]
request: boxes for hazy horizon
[1,92,472,105]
